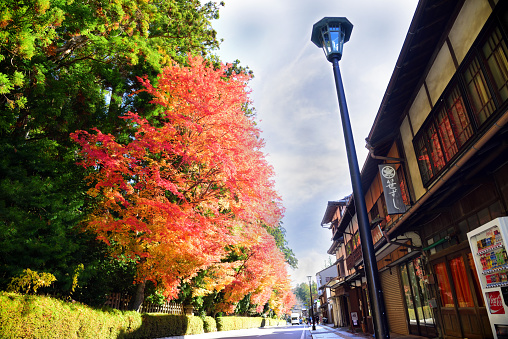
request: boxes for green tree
[293,282,317,306]
[265,222,298,269]
[0,0,221,299]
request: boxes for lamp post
[311,18,390,339]
[307,275,316,330]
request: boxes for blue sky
[211,0,418,286]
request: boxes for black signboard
[378,164,407,215]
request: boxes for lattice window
[414,22,508,186]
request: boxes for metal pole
[330,56,390,339]
[308,276,316,330]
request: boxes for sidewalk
[309,324,370,339]
[309,323,431,339]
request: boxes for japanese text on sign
[378,164,407,215]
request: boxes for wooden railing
[104,293,186,314]
[346,245,363,271]
[141,302,184,314]
[104,293,131,311]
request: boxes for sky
[211,0,419,286]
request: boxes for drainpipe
[368,147,405,163]
[387,110,508,237]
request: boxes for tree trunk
[131,280,146,312]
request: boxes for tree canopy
[293,281,317,306]
[73,55,294,314]
[0,0,296,316]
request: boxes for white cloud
[213,0,418,286]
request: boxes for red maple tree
[71,55,293,313]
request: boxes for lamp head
[311,17,353,62]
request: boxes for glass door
[401,264,418,334]
[400,256,438,337]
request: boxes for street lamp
[307,275,316,330]
[311,18,390,339]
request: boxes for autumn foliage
[71,56,294,315]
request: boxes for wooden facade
[321,0,508,338]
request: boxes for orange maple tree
[217,228,296,315]
[71,55,294,314]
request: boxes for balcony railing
[346,245,363,270]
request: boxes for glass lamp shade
[311,17,353,61]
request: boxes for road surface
[159,323,312,339]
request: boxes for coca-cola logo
[487,291,506,314]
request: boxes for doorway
[400,256,438,337]
[432,250,493,339]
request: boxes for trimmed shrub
[187,316,204,335]
[266,318,286,326]
[217,316,282,331]
[128,314,205,338]
[0,292,284,339]
[203,316,217,333]
[0,293,204,339]
[0,292,142,339]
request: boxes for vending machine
[468,217,508,339]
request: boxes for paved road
[159,323,429,339]
[159,324,312,339]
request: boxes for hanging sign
[379,164,407,215]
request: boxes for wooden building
[321,0,508,338]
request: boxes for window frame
[414,21,508,187]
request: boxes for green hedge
[265,318,286,327]
[0,292,142,339]
[132,314,204,338]
[216,316,285,331]
[0,292,205,339]
[0,292,285,339]
[203,316,217,333]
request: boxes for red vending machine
[468,217,508,339]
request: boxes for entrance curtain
[434,262,454,307]
[449,257,474,307]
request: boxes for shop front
[400,256,438,338]
[430,245,492,339]
[329,281,350,328]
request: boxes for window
[369,200,379,223]
[464,55,496,124]
[415,23,508,186]
[464,26,508,126]
[346,241,352,256]
[416,136,433,184]
[439,85,474,158]
[338,260,345,277]
[415,87,473,185]
[425,122,446,172]
[483,27,508,102]
[456,200,504,242]
[397,166,411,207]
[353,232,360,249]
[426,227,458,255]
